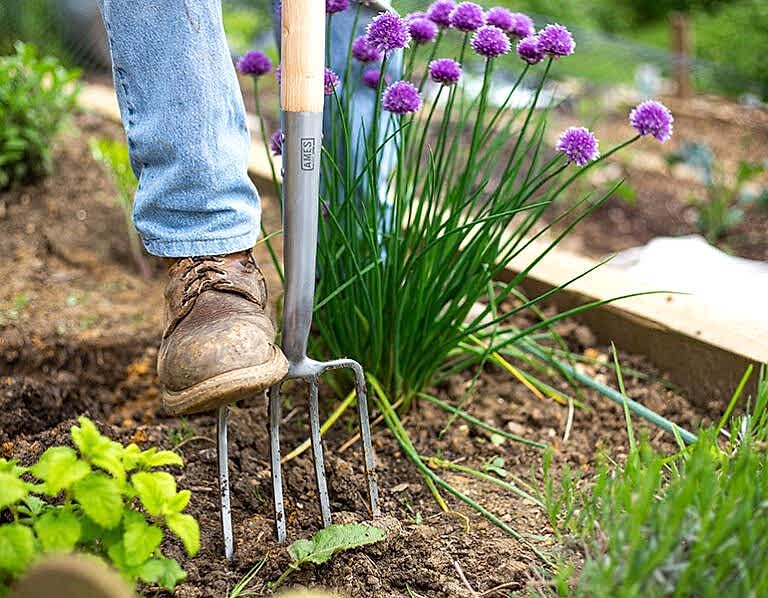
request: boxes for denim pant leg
[98,0,261,257]
[272,1,401,225]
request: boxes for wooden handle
[281,0,326,113]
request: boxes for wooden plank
[501,239,768,406]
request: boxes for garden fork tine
[267,0,380,544]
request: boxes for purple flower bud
[471,25,510,59]
[270,130,283,156]
[427,0,456,29]
[556,127,600,166]
[449,2,485,32]
[237,51,272,77]
[409,17,438,44]
[382,80,422,114]
[326,0,349,14]
[324,68,340,95]
[538,24,575,58]
[629,100,674,143]
[275,65,282,84]
[516,35,544,64]
[362,68,391,89]
[366,12,411,55]
[429,58,462,85]
[352,35,383,63]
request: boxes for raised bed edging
[79,83,767,407]
[502,240,767,406]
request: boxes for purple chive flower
[366,12,411,54]
[324,68,340,95]
[236,51,272,76]
[486,8,535,38]
[326,0,349,14]
[362,68,391,89]
[269,130,283,156]
[409,17,438,44]
[382,80,422,114]
[508,13,535,38]
[538,24,575,58]
[556,127,600,166]
[449,2,486,32]
[427,0,456,28]
[352,35,382,63]
[429,58,462,85]
[471,25,510,58]
[485,7,512,30]
[629,100,674,142]
[516,35,544,64]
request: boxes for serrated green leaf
[121,444,143,471]
[73,473,123,529]
[0,524,35,575]
[33,509,81,553]
[165,513,200,556]
[71,417,125,480]
[138,557,187,591]
[130,471,176,517]
[29,446,91,495]
[123,515,163,567]
[0,472,27,510]
[165,489,191,514]
[143,450,183,469]
[287,523,386,566]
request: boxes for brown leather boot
[158,250,288,415]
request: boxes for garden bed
[0,115,720,596]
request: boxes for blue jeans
[98,0,396,257]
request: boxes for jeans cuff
[142,230,260,257]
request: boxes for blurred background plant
[667,141,767,242]
[89,137,151,279]
[0,41,80,189]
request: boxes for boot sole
[162,347,289,415]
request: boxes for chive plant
[241,3,675,543]
[309,8,672,404]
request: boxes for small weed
[228,557,266,598]
[269,523,386,589]
[168,419,195,448]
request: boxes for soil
[0,114,721,597]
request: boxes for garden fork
[216,0,380,559]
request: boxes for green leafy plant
[271,523,386,589]
[90,137,151,278]
[542,366,768,596]
[0,42,80,189]
[0,417,199,594]
[668,142,766,242]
